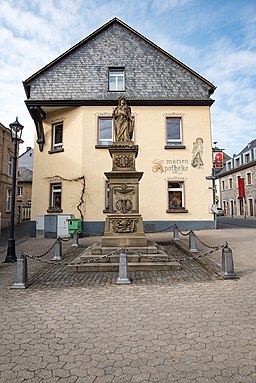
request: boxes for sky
[0,0,256,156]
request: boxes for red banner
[238,178,245,199]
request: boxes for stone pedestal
[102,142,147,247]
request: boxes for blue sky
[0,0,256,156]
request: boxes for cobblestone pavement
[0,228,256,382]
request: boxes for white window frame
[234,155,242,168]
[17,186,23,197]
[52,122,63,150]
[50,183,62,209]
[166,117,182,146]
[228,177,233,189]
[8,155,13,176]
[98,118,113,146]
[109,68,125,91]
[6,189,11,212]
[243,150,251,164]
[246,172,252,185]
[168,181,184,209]
[221,180,225,191]
[226,160,232,170]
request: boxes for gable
[24,19,215,102]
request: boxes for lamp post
[4,117,24,263]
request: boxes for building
[17,147,34,222]
[218,139,256,217]
[0,122,15,229]
[23,18,216,237]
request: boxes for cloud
[0,0,255,156]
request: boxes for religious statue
[112,96,134,142]
[191,137,204,168]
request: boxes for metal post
[5,138,18,263]
[116,250,131,285]
[173,225,180,241]
[52,238,62,261]
[72,230,79,247]
[222,246,238,279]
[11,254,28,289]
[189,231,198,253]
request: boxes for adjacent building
[218,139,256,217]
[23,18,216,237]
[17,147,34,222]
[0,123,15,229]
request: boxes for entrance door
[248,199,254,216]
[230,200,234,216]
[239,199,244,215]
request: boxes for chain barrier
[175,226,192,237]
[22,246,124,267]
[58,235,72,242]
[24,238,59,259]
[144,224,174,234]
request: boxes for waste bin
[68,218,82,235]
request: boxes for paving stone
[0,229,256,382]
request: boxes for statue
[191,137,204,168]
[112,96,134,142]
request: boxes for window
[17,186,23,196]
[221,180,225,191]
[49,183,62,210]
[109,68,125,91]
[104,181,110,211]
[229,178,233,189]
[52,122,63,150]
[166,118,182,146]
[244,153,250,164]
[167,182,187,212]
[246,172,252,185]
[98,118,113,146]
[8,155,13,176]
[235,158,240,167]
[6,189,11,212]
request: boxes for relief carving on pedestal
[113,184,135,213]
[110,218,139,233]
[116,199,132,213]
[114,154,134,168]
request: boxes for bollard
[52,238,62,261]
[11,254,28,289]
[189,231,198,253]
[222,246,238,279]
[173,225,180,241]
[72,231,79,247]
[116,251,131,285]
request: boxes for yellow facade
[31,105,214,232]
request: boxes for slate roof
[238,139,256,155]
[23,18,215,102]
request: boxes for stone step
[80,253,169,263]
[67,261,181,273]
[89,243,158,255]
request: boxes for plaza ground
[0,226,255,382]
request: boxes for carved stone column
[102,142,147,247]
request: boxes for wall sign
[152,159,189,174]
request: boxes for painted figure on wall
[191,137,204,168]
[113,96,134,142]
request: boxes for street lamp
[4,117,24,263]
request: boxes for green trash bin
[68,219,82,235]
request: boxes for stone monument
[102,96,147,247]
